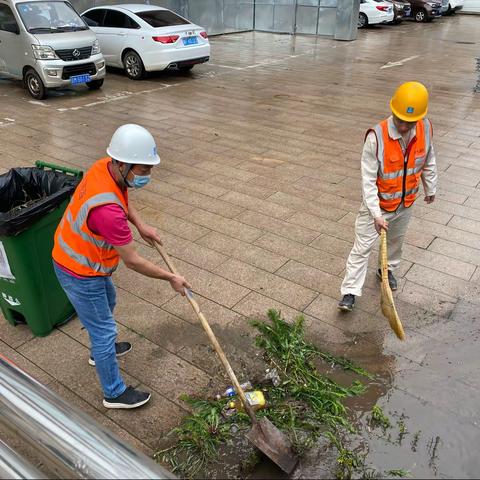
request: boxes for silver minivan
[0,0,105,99]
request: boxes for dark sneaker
[89,342,132,366]
[338,294,355,312]
[377,269,397,291]
[103,386,151,409]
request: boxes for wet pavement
[1,13,480,478]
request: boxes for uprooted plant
[155,309,409,479]
[154,396,236,478]
[250,309,370,436]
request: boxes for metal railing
[0,439,44,479]
[0,355,174,479]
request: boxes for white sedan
[359,0,395,27]
[81,5,210,79]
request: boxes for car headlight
[31,45,57,60]
[92,39,101,55]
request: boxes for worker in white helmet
[52,124,190,409]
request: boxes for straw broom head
[380,229,405,341]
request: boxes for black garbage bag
[0,167,81,236]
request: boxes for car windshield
[135,9,190,28]
[16,1,88,33]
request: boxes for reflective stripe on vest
[376,122,430,181]
[52,157,128,277]
[371,118,430,212]
[57,232,115,275]
[379,157,426,180]
[65,192,124,249]
[379,187,419,200]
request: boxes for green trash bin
[0,161,83,337]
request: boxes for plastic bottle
[219,381,253,398]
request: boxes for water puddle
[158,301,479,479]
[245,302,480,479]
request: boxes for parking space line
[51,50,315,113]
[211,51,314,72]
[29,100,50,107]
[56,84,174,112]
[0,118,15,128]
[208,64,244,70]
[380,55,419,69]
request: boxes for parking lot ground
[1,14,480,477]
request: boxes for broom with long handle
[380,229,405,340]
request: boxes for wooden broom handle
[380,229,389,286]
[152,241,258,424]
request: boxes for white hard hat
[107,124,160,165]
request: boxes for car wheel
[415,8,427,21]
[24,68,47,100]
[178,65,194,72]
[87,79,104,90]
[358,12,368,28]
[123,50,145,80]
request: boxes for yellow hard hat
[390,81,429,122]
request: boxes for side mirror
[3,23,20,34]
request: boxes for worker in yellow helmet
[338,82,437,312]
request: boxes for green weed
[154,396,239,478]
[251,310,368,432]
[371,405,392,430]
[411,430,421,452]
[325,431,367,480]
[155,310,408,479]
[386,469,410,477]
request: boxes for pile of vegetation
[155,310,409,479]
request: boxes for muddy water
[243,301,480,479]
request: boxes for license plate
[182,36,198,46]
[70,74,91,85]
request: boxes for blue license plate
[182,36,198,46]
[70,74,91,85]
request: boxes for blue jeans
[53,262,126,399]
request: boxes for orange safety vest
[52,158,128,276]
[368,118,432,212]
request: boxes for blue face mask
[126,174,151,189]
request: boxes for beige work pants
[340,203,413,297]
